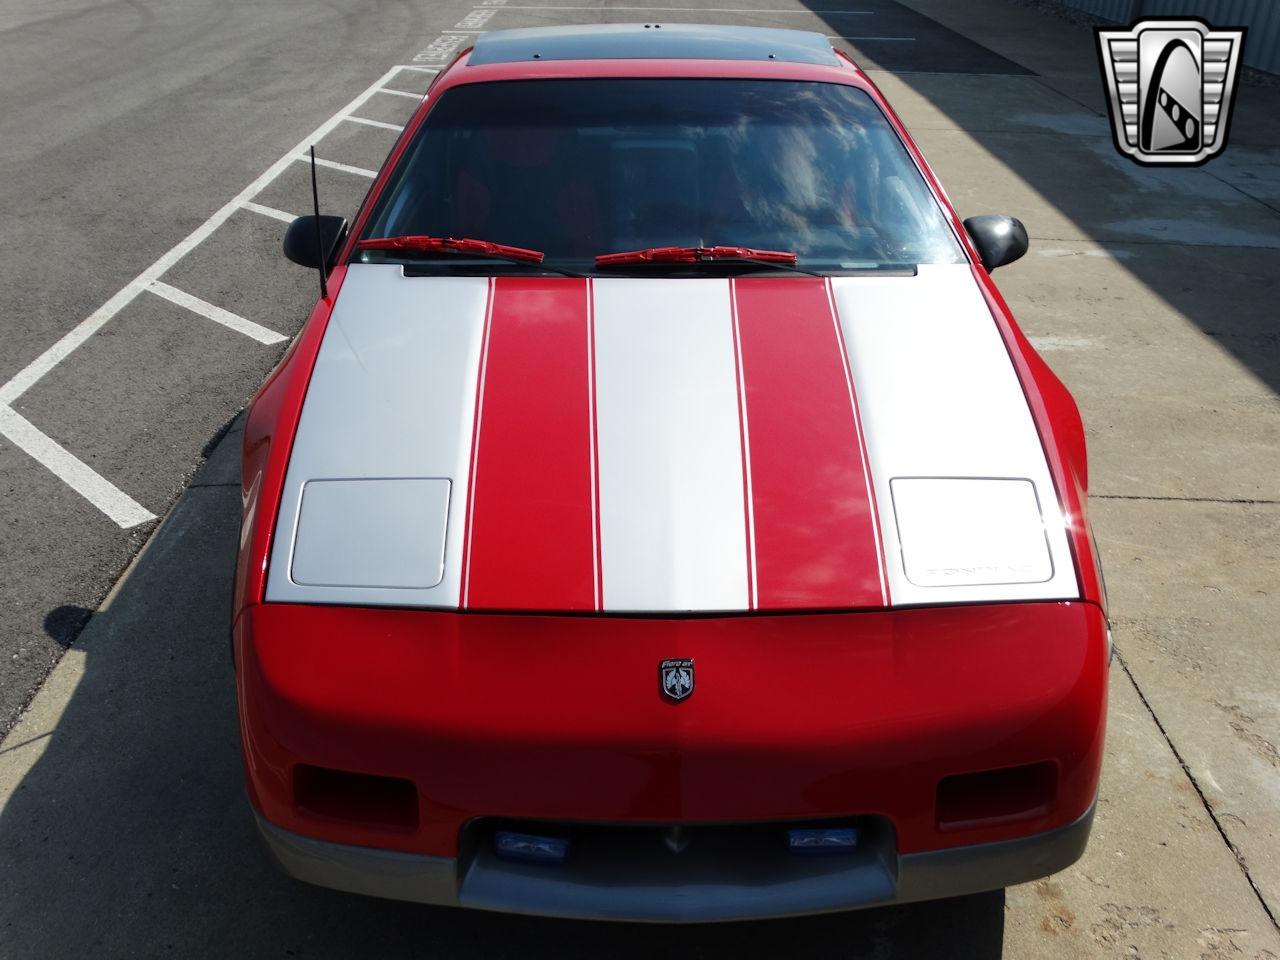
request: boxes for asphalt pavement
[1,0,1278,957]
[0,0,484,734]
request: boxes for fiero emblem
[659,659,695,702]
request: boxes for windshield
[358,78,966,274]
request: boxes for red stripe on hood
[462,278,597,610]
[734,277,886,608]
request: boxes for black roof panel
[468,23,840,67]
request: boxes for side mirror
[283,215,347,270]
[963,215,1029,271]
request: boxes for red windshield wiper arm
[595,245,798,267]
[358,235,545,263]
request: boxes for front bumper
[236,600,1108,899]
[256,801,1095,922]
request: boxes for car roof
[466,23,841,67]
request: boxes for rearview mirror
[963,215,1028,271]
[283,215,348,270]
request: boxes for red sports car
[234,23,1109,921]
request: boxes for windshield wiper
[356,235,584,277]
[595,245,819,276]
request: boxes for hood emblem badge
[659,658,695,702]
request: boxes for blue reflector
[494,831,570,864]
[787,827,859,852]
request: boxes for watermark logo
[1096,18,1246,166]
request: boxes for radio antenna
[309,145,329,300]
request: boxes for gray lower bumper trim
[896,802,1096,905]
[255,802,1095,922]
[256,816,460,907]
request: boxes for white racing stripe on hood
[832,264,1078,605]
[267,265,1074,611]
[265,266,489,607]
[593,279,750,611]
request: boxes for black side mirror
[963,215,1029,271]
[283,215,347,269]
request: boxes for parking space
[474,0,1031,73]
[350,89,431,129]
[157,209,316,332]
[11,293,279,510]
[0,37,443,728]
[818,0,1031,74]
[1,0,1278,956]
[316,121,404,177]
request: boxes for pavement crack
[1029,74,1105,118]
[1030,237,1280,251]
[1114,650,1280,934]
[0,731,51,756]
[1092,494,1280,505]
[1205,172,1280,220]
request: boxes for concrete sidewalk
[2,1,1278,957]
[887,0,1280,953]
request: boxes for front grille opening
[936,761,1058,831]
[458,816,899,919]
[473,816,886,862]
[293,764,419,832]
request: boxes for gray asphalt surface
[2,0,1279,957]
[0,0,479,733]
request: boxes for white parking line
[298,155,378,179]
[147,281,286,345]
[240,200,297,223]
[0,407,156,528]
[485,5,873,10]
[0,63,406,411]
[0,63,420,525]
[375,87,424,100]
[342,115,404,132]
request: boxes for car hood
[265,264,1078,612]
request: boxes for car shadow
[0,423,1006,958]
[808,0,1280,461]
